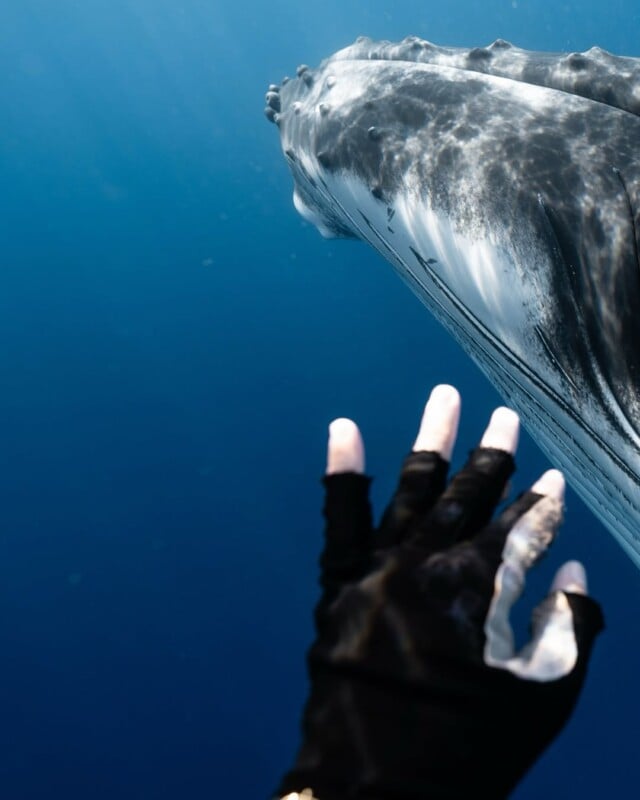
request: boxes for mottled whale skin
[265,37,640,567]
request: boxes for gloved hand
[277,385,604,800]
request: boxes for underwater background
[1,1,640,797]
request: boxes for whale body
[265,37,640,567]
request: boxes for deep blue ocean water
[1,1,640,797]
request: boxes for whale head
[266,36,640,568]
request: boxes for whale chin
[266,37,640,568]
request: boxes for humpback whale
[265,37,640,568]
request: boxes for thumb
[550,560,604,666]
[485,560,603,681]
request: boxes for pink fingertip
[531,469,565,501]
[412,384,461,460]
[550,560,588,595]
[326,418,365,474]
[479,407,520,454]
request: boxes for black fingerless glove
[276,449,604,799]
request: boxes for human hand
[277,385,604,800]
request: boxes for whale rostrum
[266,36,640,567]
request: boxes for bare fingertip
[531,469,565,501]
[551,560,587,595]
[429,384,461,408]
[328,417,358,440]
[412,384,461,460]
[480,406,520,454]
[327,417,365,474]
